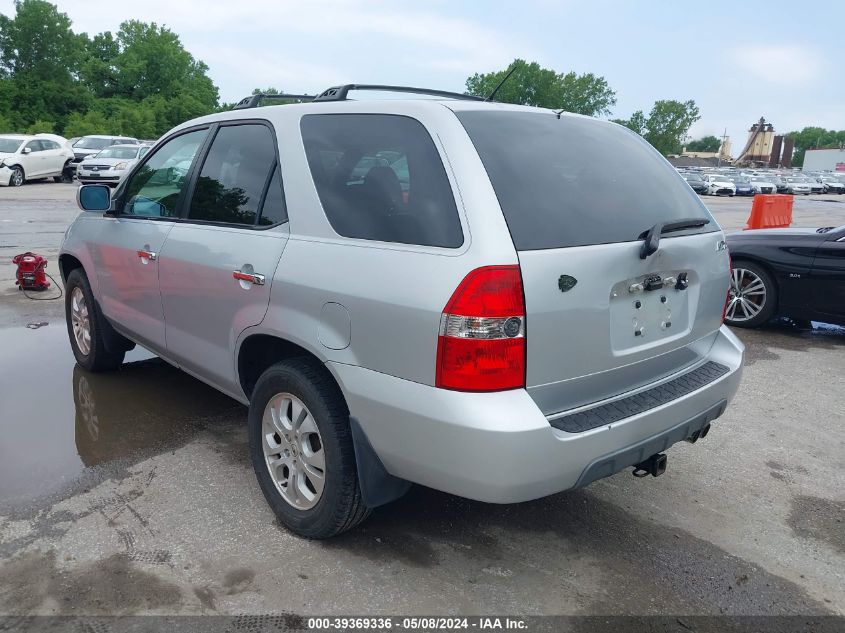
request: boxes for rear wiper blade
[639,217,711,259]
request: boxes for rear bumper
[331,326,744,503]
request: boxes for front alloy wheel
[11,166,24,186]
[70,287,92,356]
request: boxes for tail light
[435,265,526,392]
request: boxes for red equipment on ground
[13,252,51,291]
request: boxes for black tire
[10,166,24,187]
[249,358,370,539]
[64,269,125,371]
[726,260,778,328]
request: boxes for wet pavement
[0,325,241,510]
[0,184,844,617]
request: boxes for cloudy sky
[3,0,843,156]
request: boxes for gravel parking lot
[1,183,844,618]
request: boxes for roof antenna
[485,62,519,102]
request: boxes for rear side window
[456,111,715,250]
[189,124,277,226]
[300,114,463,248]
[258,165,287,226]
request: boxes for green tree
[79,32,120,98]
[465,59,617,117]
[25,119,54,133]
[613,100,700,155]
[785,127,845,166]
[0,0,90,130]
[63,110,111,137]
[612,110,646,135]
[686,135,721,152]
[643,100,700,155]
[112,21,218,107]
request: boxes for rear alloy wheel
[262,392,327,510]
[10,166,24,187]
[248,359,370,538]
[725,261,777,328]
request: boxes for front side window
[24,141,43,153]
[123,129,208,218]
[188,124,278,226]
[301,114,463,248]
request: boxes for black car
[682,173,708,194]
[725,225,845,328]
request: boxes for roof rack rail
[314,84,485,102]
[231,85,486,110]
[232,93,316,110]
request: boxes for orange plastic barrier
[744,194,793,230]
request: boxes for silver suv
[60,85,744,539]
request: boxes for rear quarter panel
[251,102,519,385]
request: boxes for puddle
[0,324,242,509]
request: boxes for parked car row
[0,132,157,186]
[678,166,845,197]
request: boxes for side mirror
[77,184,111,211]
[22,147,32,154]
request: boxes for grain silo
[736,117,775,165]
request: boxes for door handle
[233,270,265,285]
[136,249,157,261]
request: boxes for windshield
[73,137,113,150]
[732,177,750,184]
[786,178,804,183]
[93,147,138,160]
[0,138,24,153]
[685,175,703,182]
[456,111,714,250]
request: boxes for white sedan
[0,134,75,186]
[748,175,777,194]
[702,174,736,196]
[820,177,845,194]
[77,144,151,186]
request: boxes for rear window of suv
[301,114,463,248]
[456,111,715,250]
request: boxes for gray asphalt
[0,182,843,617]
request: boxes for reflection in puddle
[0,325,242,507]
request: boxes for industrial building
[802,148,845,172]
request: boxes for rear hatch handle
[639,217,711,259]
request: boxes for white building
[803,148,845,172]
